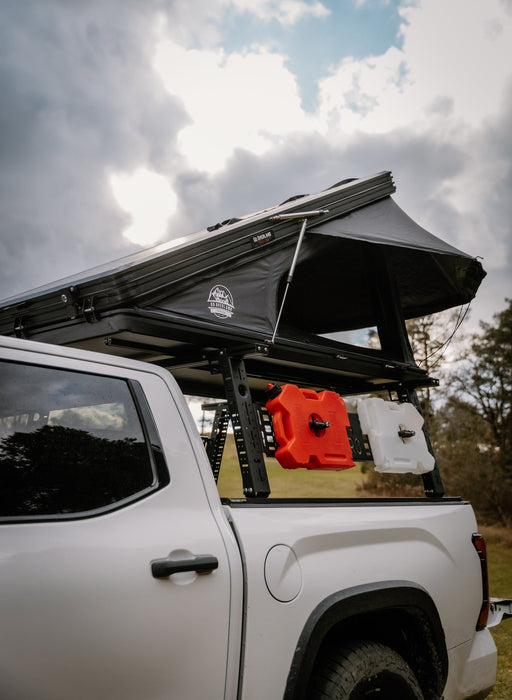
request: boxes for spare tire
[308,639,424,699]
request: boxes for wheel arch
[284,580,448,700]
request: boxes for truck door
[0,352,238,700]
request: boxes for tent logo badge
[208,285,235,319]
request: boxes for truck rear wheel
[308,639,424,699]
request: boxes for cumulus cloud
[0,0,185,296]
[153,39,313,172]
[110,168,178,245]
[228,0,330,25]
[315,0,512,134]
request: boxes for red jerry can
[266,384,355,470]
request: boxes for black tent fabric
[283,197,486,332]
[151,196,485,337]
[151,245,295,337]
[0,173,486,348]
[310,196,462,253]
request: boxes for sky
[1,0,511,336]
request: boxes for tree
[453,300,511,459]
[406,308,470,423]
[435,299,512,525]
[432,396,506,521]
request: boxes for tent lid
[0,172,396,307]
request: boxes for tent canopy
[286,196,484,332]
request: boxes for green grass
[215,438,512,698]
[483,531,512,700]
[216,434,366,499]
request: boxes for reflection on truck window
[0,361,156,518]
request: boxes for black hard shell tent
[0,171,484,391]
[0,171,485,496]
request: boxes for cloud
[224,0,330,24]
[399,0,512,125]
[315,0,512,134]
[110,168,178,245]
[244,0,330,25]
[155,0,330,46]
[0,0,186,296]
[153,39,314,172]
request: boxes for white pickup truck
[0,173,509,699]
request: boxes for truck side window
[0,361,158,519]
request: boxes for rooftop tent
[0,171,486,397]
[112,187,485,339]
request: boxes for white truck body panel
[0,340,243,700]
[227,502,496,699]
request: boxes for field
[216,434,366,499]
[215,437,512,697]
[484,529,512,700]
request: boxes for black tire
[307,640,424,700]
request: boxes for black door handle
[151,554,219,579]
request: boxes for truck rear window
[0,361,157,519]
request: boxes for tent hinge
[13,316,26,338]
[81,296,99,323]
[59,287,80,320]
